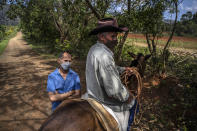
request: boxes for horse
[39,53,149,131]
[128,52,151,77]
[39,99,104,131]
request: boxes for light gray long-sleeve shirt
[86,41,134,112]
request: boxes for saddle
[87,98,119,131]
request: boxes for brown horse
[39,99,105,131]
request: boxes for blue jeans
[127,100,139,131]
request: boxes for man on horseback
[47,52,81,112]
[85,18,136,131]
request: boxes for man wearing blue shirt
[47,52,81,112]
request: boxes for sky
[164,0,197,20]
[115,0,197,21]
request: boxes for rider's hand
[54,90,74,97]
[125,67,135,76]
[125,67,133,71]
[67,90,74,96]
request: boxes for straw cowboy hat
[89,18,128,35]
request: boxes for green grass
[0,39,9,55]
[126,37,197,50]
[0,26,18,55]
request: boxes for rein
[121,67,143,124]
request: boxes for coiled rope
[121,67,143,124]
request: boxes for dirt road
[0,32,56,131]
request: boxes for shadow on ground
[0,40,88,131]
[0,45,56,130]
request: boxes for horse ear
[128,52,137,59]
[145,54,151,61]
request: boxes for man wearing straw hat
[85,18,136,131]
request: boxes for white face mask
[60,62,71,70]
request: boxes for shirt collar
[96,41,114,56]
[55,68,73,76]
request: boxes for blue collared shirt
[47,68,81,111]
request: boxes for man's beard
[105,40,118,51]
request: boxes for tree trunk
[163,1,178,55]
[115,0,131,63]
[51,0,67,44]
[115,31,129,63]
[162,1,178,74]
[146,33,153,54]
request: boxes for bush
[0,26,18,55]
[0,25,6,41]
[168,55,197,87]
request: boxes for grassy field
[0,26,18,55]
[126,34,197,50]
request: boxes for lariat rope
[121,67,143,124]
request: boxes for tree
[192,12,197,24]
[114,0,180,75]
[162,0,179,75]
[181,11,193,22]
[175,11,197,37]
[7,0,60,50]
[5,0,182,63]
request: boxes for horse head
[128,52,151,77]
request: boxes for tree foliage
[176,11,197,37]
[0,25,6,41]
[5,0,179,62]
[115,0,179,75]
